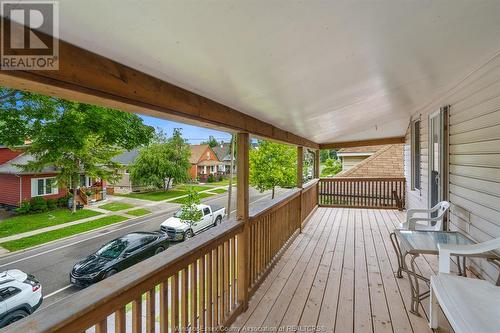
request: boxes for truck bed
[211,205,225,214]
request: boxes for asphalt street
[0,187,289,310]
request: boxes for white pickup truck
[160,204,226,241]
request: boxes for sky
[138,114,232,144]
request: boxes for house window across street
[31,177,58,197]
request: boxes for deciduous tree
[0,87,154,211]
[249,140,296,199]
[130,129,191,190]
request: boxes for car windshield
[174,210,183,218]
[96,239,128,259]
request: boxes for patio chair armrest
[407,216,442,229]
[406,208,431,219]
[438,237,500,273]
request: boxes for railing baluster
[171,274,179,333]
[114,307,125,333]
[146,288,155,333]
[224,240,230,317]
[191,260,198,332]
[206,251,213,329]
[213,247,219,326]
[115,307,126,333]
[200,255,206,331]
[95,319,107,333]
[132,296,142,333]
[159,281,168,333]
[181,268,189,331]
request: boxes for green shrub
[30,197,48,213]
[207,174,215,183]
[46,198,57,210]
[57,194,71,208]
[15,201,31,214]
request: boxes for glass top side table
[391,230,498,315]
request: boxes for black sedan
[70,232,169,287]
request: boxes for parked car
[160,204,226,241]
[0,270,42,328]
[70,232,169,287]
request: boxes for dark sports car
[70,232,169,287]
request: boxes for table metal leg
[462,256,467,277]
[405,254,430,316]
[390,232,404,278]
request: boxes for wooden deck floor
[232,207,456,333]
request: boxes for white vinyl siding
[31,177,58,197]
[405,54,500,282]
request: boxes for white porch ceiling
[52,1,500,143]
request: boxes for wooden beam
[319,136,405,149]
[236,132,249,310]
[297,146,304,188]
[0,19,318,149]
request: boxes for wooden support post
[314,149,320,179]
[297,146,304,229]
[297,146,304,188]
[236,133,249,311]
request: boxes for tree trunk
[272,186,275,199]
[72,174,78,213]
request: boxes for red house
[0,146,67,207]
[188,144,221,181]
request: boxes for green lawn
[175,184,213,191]
[99,202,135,211]
[126,208,151,216]
[0,215,128,252]
[204,177,236,186]
[0,209,102,238]
[170,192,213,204]
[115,190,187,202]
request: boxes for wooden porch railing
[318,177,406,210]
[7,183,320,333]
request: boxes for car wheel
[214,216,222,226]
[184,229,193,240]
[3,309,29,326]
[104,269,117,279]
[154,246,165,255]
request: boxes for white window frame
[31,177,59,197]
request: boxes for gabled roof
[189,144,212,164]
[337,145,385,156]
[112,149,140,166]
[212,143,232,161]
[0,153,58,175]
[335,144,404,178]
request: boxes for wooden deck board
[231,208,457,333]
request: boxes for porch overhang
[2,1,500,147]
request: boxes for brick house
[0,146,68,207]
[188,144,221,181]
[335,144,404,177]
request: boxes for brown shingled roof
[189,144,210,164]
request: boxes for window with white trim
[31,177,58,197]
[411,120,421,190]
